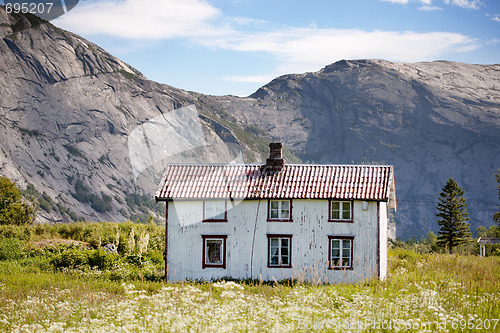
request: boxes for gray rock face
[0,9,247,224]
[224,59,500,238]
[1,9,499,238]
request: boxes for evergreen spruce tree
[436,177,471,253]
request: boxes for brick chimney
[265,142,285,172]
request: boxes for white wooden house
[155,143,397,283]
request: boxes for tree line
[1,169,500,255]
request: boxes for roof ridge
[166,163,393,167]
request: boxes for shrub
[0,238,25,260]
[0,176,36,225]
[50,248,88,269]
[87,249,120,270]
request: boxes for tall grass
[0,238,498,332]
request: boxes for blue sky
[16,0,500,96]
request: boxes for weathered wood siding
[379,201,388,279]
[166,199,387,283]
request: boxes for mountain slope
[1,8,499,238]
[213,59,500,237]
[0,8,267,223]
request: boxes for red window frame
[328,236,354,270]
[267,234,292,268]
[267,199,293,222]
[328,200,353,223]
[202,200,228,222]
[202,235,227,269]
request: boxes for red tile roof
[156,164,396,208]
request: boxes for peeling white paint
[166,199,388,283]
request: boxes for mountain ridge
[0,8,499,238]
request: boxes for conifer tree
[436,177,471,253]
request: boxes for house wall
[379,201,388,280]
[166,199,387,283]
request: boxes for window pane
[206,240,222,264]
[205,201,226,220]
[281,209,290,219]
[281,238,289,248]
[342,202,351,220]
[332,201,340,220]
[271,209,279,219]
[330,238,353,268]
[342,257,351,267]
[270,237,291,266]
[216,201,225,211]
[271,201,279,209]
[215,201,225,219]
[281,201,290,210]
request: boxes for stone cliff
[1,8,499,238]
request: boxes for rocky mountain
[1,8,499,238]
[217,60,500,238]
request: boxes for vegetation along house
[155,143,397,283]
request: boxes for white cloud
[54,0,224,39]
[383,0,482,8]
[381,0,433,5]
[381,0,410,4]
[443,0,481,9]
[227,17,267,26]
[53,0,480,85]
[201,28,478,75]
[419,5,443,10]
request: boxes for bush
[50,247,121,271]
[50,248,88,269]
[0,238,25,260]
[389,247,423,270]
[88,249,120,270]
[0,177,36,225]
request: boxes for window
[202,235,227,268]
[329,200,352,222]
[268,200,292,221]
[267,235,292,268]
[203,201,227,222]
[328,237,353,270]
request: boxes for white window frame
[203,200,227,222]
[202,235,227,269]
[267,235,292,268]
[328,237,353,270]
[329,200,353,222]
[268,199,292,221]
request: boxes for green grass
[0,241,498,332]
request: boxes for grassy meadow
[0,223,499,332]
